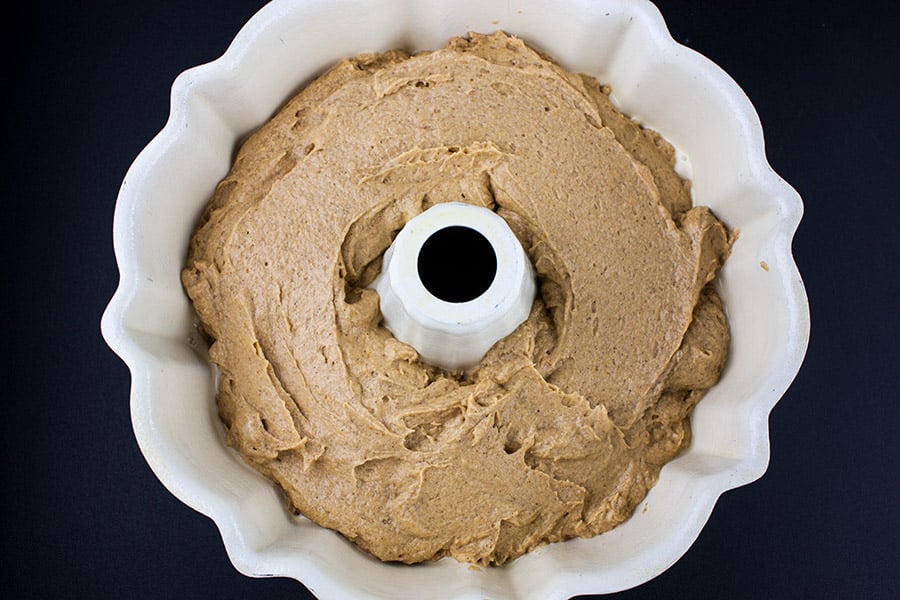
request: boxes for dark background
[5,1,899,598]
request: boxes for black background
[5,1,899,598]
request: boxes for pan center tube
[372,202,536,371]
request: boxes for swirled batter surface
[183,31,732,565]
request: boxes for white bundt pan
[101,1,810,598]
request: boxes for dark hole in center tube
[417,226,497,303]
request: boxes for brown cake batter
[182,31,733,565]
